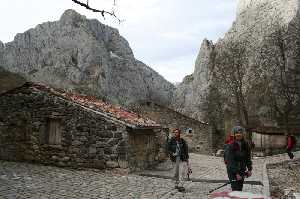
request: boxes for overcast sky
[0,0,236,83]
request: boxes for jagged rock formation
[172,39,214,121]
[0,9,175,107]
[173,0,300,134]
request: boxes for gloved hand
[246,170,252,177]
[236,174,242,181]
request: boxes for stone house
[138,102,213,154]
[251,126,300,155]
[0,82,165,171]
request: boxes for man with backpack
[168,128,190,192]
[286,133,296,159]
[224,126,252,191]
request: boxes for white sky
[0,0,236,83]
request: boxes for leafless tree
[211,40,251,131]
[257,15,300,133]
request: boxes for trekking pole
[208,181,231,193]
[208,176,246,194]
[186,162,192,181]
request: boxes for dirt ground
[267,159,300,198]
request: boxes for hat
[231,126,244,135]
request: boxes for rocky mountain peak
[173,0,300,129]
[60,9,86,25]
[0,9,175,107]
[61,9,84,20]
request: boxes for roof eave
[129,125,162,130]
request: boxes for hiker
[168,128,190,192]
[224,126,252,191]
[286,133,296,159]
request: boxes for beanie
[231,126,244,135]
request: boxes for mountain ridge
[0,9,175,107]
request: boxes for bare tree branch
[212,40,250,129]
[71,0,123,23]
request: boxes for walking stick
[209,176,246,194]
[186,162,192,181]
[208,181,231,193]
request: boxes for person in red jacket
[286,134,296,159]
[224,134,234,165]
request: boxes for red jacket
[225,135,234,144]
[287,136,294,150]
[224,135,234,165]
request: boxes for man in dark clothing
[168,128,190,192]
[225,126,252,191]
[286,134,296,159]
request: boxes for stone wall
[0,86,161,170]
[139,103,213,154]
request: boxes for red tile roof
[28,82,160,128]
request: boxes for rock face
[0,9,174,107]
[172,39,214,121]
[173,0,300,131]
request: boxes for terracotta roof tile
[28,82,160,128]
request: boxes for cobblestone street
[1,151,299,199]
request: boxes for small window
[186,128,193,134]
[47,118,62,145]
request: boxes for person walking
[168,128,190,192]
[286,133,296,159]
[224,126,252,191]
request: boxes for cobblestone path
[1,151,299,198]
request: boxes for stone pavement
[139,151,300,196]
[0,151,299,199]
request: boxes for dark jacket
[225,139,252,178]
[168,137,189,162]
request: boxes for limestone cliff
[172,39,214,121]
[173,0,300,130]
[0,10,175,106]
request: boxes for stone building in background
[138,102,213,154]
[0,82,165,171]
[251,126,300,156]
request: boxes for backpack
[223,143,232,164]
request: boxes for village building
[138,102,214,154]
[0,82,166,171]
[251,126,300,156]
